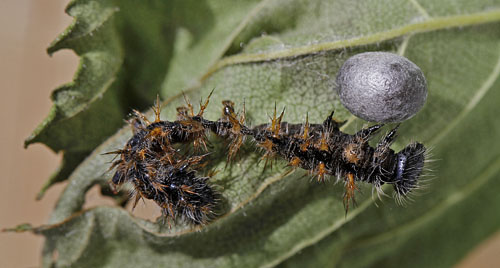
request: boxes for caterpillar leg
[354,124,384,141]
[376,125,400,149]
[371,125,400,174]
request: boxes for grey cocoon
[336,52,427,123]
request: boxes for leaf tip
[24,106,59,149]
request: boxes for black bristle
[108,95,429,225]
[392,143,426,196]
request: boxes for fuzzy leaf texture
[22,0,500,267]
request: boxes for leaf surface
[24,0,500,267]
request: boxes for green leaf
[26,0,265,195]
[25,0,500,267]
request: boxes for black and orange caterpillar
[108,92,427,225]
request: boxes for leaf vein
[206,9,500,77]
[408,0,431,19]
[268,43,500,266]
[430,45,500,146]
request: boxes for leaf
[26,0,265,195]
[24,0,500,267]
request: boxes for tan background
[0,0,498,267]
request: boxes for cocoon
[336,52,427,123]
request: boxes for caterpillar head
[393,142,426,198]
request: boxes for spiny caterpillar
[108,92,427,225]
[108,95,219,225]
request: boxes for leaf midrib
[40,5,500,264]
[204,9,500,80]
[51,15,500,237]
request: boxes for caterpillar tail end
[393,143,426,202]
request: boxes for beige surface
[0,0,498,267]
[0,1,74,267]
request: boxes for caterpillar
[108,92,427,225]
[108,95,218,225]
[217,101,427,211]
